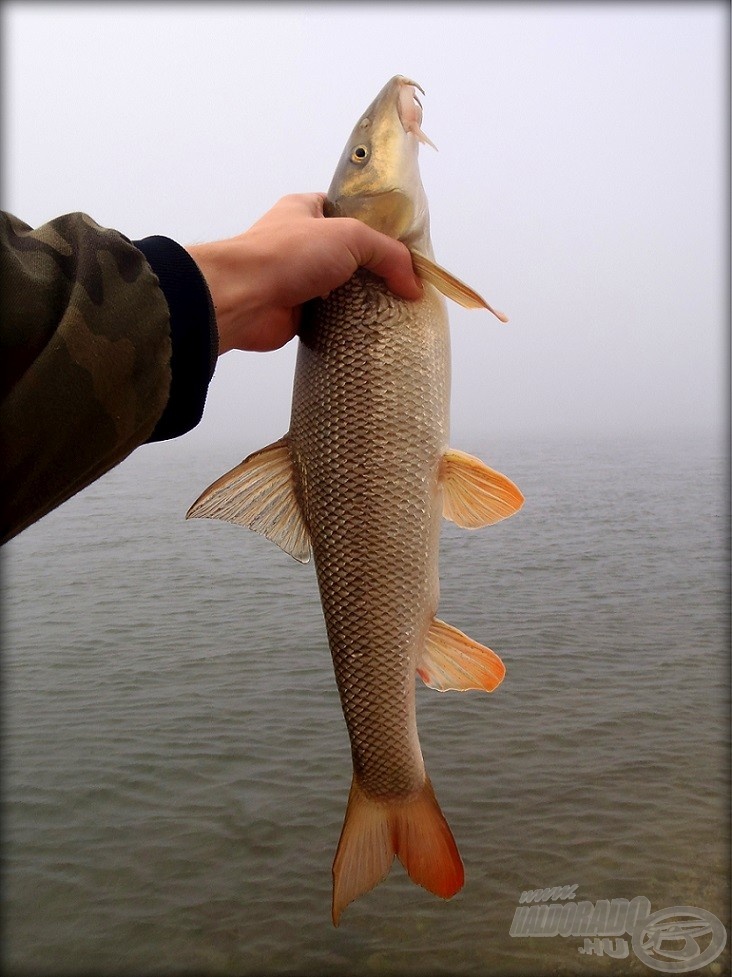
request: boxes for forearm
[0,195,421,543]
[0,212,215,543]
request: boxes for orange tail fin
[331,774,464,925]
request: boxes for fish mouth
[398,77,426,96]
[394,77,437,150]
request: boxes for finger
[275,192,327,218]
[354,229,423,301]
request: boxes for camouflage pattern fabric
[0,211,172,543]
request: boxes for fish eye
[350,145,369,164]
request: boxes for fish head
[325,75,435,253]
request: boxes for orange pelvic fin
[332,774,464,926]
[441,447,524,529]
[185,436,311,563]
[418,617,506,692]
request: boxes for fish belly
[290,270,450,797]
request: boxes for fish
[186,75,523,925]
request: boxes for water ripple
[2,434,728,976]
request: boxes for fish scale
[186,75,522,924]
[291,270,449,797]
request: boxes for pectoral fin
[411,250,509,322]
[418,618,506,692]
[186,437,311,563]
[441,448,524,528]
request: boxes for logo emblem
[631,906,727,973]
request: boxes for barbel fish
[187,75,523,924]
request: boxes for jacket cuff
[133,235,219,441]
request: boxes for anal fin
[186,436,311,563]
[441,448,524,528]
[418,618,506,692]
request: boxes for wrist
[134,234,218,439]
[185,240,261,355]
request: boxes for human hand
[185,193,423,355]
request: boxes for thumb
[349,226,423,301]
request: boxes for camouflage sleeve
[0,211,217,544]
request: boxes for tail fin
[331,774,464,925]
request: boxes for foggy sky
[3,2,726,452]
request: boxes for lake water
[2,431,729,976]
